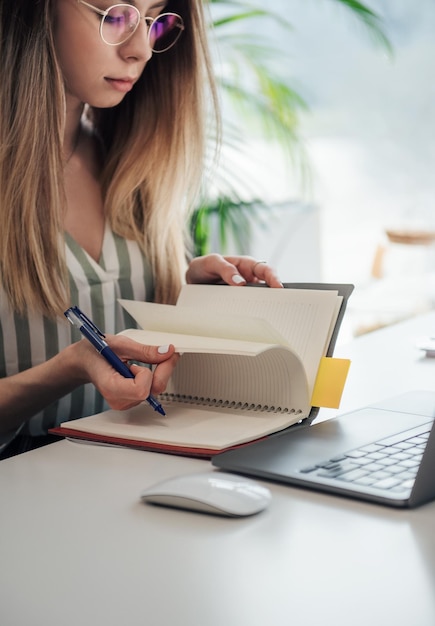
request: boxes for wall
[217,0,435,335]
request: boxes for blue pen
[64,306,166,416]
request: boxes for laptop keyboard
[299,422,431,494]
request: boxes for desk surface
[1,312,435,626]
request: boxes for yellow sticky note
[311,357,351,409]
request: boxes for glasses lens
[149,13,184,52]
[102,5,139,45]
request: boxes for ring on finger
[252,260,267,273]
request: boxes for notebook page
[165,347,309,414]
[120,329,278,356]
[177,285,339,393]
[119,300,286,344]
[61,401,304,451]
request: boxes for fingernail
[158,345,170,354]
[232,274,246,284]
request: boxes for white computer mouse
[140,471,271,517]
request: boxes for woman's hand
[186,254,283,288]
[75,334,178,411]
[0,335,178,433]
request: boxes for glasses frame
[77,1,184,51]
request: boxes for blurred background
[194,0,435,341]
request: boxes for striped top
[0,225,154,443]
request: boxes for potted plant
[190,0,392,257]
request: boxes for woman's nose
[120,20,153,63]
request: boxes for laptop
[212,390,435,508]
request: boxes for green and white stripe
[0,226,154,437]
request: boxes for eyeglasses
[77,1,184,51]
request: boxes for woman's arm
[186,254,283,288]
[0,335,177,435]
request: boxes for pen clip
[66,306,106,338]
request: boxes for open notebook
[51,283,353,457]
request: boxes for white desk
[1,312,435,626]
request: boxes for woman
[0,0,282,456]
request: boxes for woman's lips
[105,77,135,93]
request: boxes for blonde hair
[0,0,218,316]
